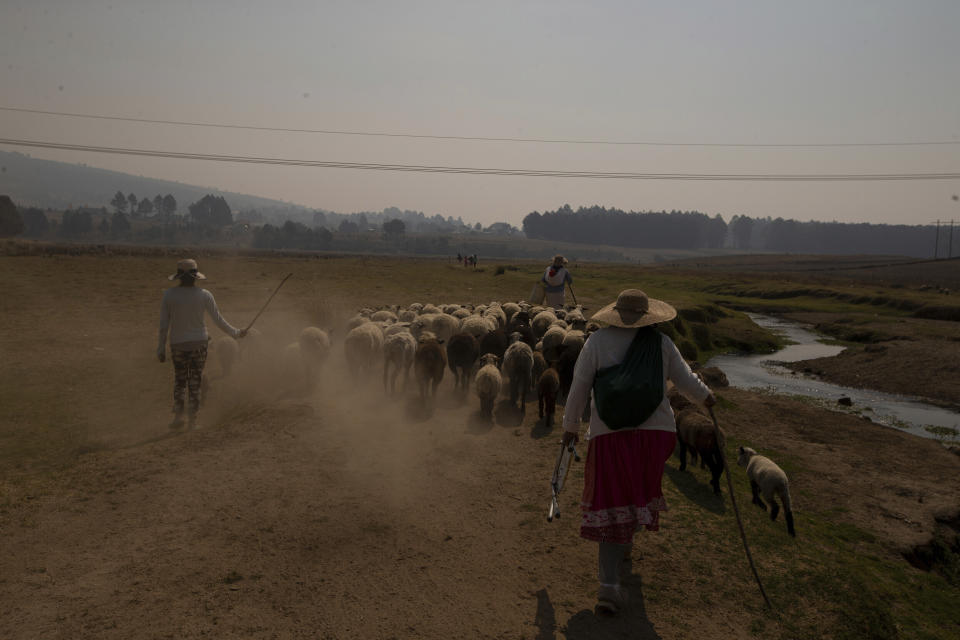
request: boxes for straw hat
[168,258,207,281]
[552,254,568,266]
[591,289,676,328]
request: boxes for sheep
[371,309,398,323]
[345,313,370,332]
[474,353,502,420]
[675,406,726,495]
[737,446,796,537]
[398,309,417,323]
[299,327,331,365]
[537,367,560,427]
[502,302,521,324]
[532,351,548,392]
[531,310,557,339]
[502,333,534,414]
[556,346,579,402]
[561,329,585,356]
[479,328,509,360]
[420,303,441,315]
[460,314,495,339]
[384,322,412,337]
[446,332,480,393]
[431,313,461,343]
[344,322,384,378]
[451,307,472,320]
[211,335,240,378]
[541,325,567,363]
[414,333,447,405]
[383,330,417,396]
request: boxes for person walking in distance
[561,289,715,614]
[157,259,246,429]
[542,254,573,309]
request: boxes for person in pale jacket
[541,254,573,309]
[561,289,715,615]
[157,259,246,429]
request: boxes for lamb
[446,332,480,393]
[737,446,796,537]
[532,351,548,392]
[344,322,384,378]
[537,367,560,428]
[474,353,502,420]
[383,330,417,396]
[414,333,447,405]
[675,407,726,495]
[502,333,534,414]
[298,326,332,385]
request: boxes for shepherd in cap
[157,258,246,429]
[560,289,715,614]
[541,255,573,309]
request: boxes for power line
[7,135,960,183]
[2,137,959,181]
[2,105,959,149]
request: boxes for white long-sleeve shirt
[562,327,711,440]
[158,286,240,351]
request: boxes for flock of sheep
[210,298,796,537]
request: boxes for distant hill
[0,150,313,221]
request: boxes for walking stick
[567,283,578,307]
[546,440,580,522]
[709,406,773,610]
[244,273,293,332]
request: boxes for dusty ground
[1,253,959,639]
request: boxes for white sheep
[531,310,557,339]
[431,313,461,343]
[383,330,417,396]
[474,353,502,420]
[737,446,796,537]
[460,314,495,339]
[370,309,398,323]
[344,322,384,378]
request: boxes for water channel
[705,314,960,441]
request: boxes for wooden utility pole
[934,220,940,259]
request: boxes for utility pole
[950,219,955,259]
[934,220,940,259]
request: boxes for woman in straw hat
[541,255,573,309]
[157,258,246,430]
[561,289,715,614]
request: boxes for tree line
[523,205,947,258]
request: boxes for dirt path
[3,354,958,639]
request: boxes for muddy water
[706,314,960,441]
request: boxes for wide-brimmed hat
[552,254,568,266]
[168,258,207,281]
[591,289,676,328]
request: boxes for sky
[1,0,958,227]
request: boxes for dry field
[1,250,958,639]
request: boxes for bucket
[529,281,546,304]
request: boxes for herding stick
[244,273,293,332]
[709,406,773,610]
[567,283,578,307]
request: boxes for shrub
[670,316,687,336]
[691,323,712,350]
[677,339,698,361]
[657,321,678,340]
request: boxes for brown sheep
[414,333,447,406]
[675,406,726,495]
[537,367,560,427]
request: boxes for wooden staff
[709,406,773,610]
[245,273,293,332]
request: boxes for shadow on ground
[664,464,727,515]
[534,579,663,640]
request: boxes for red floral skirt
[580,429,677,544]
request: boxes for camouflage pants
[171,345,207,417]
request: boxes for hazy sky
[1,0,958,226]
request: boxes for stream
[705,314,960,441]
